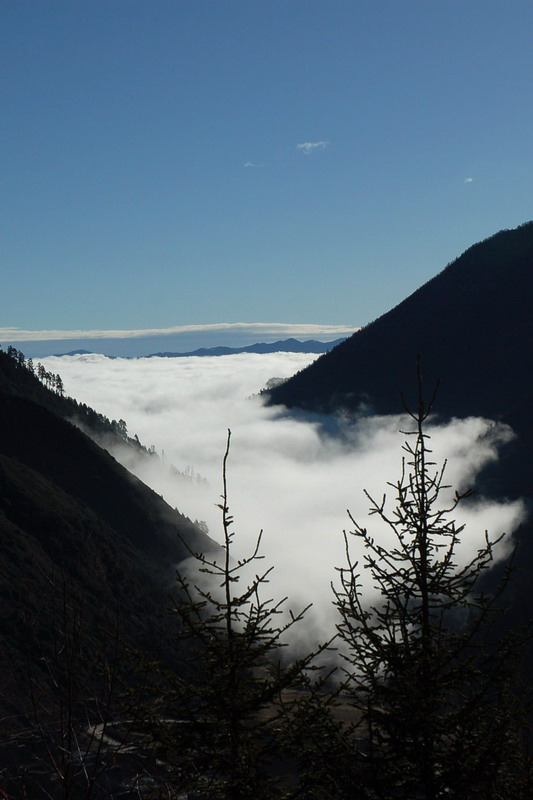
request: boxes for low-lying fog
[41,352,525,644]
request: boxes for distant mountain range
[148,337,346,357]
[53,338,346,358]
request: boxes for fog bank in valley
[42,353,526,644]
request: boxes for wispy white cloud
[297,140,330,155]
[464,177,474,183]
[0,322,357,342]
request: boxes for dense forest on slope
[0,347,215,728]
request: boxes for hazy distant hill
[148,337,346,358]
[53,348,93,356]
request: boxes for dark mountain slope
[0,345,149,450]
[268,222,533,421]
[0,454,172,675]
[0,348,214,568]
[0,392,204,568]
[0,350,216,727]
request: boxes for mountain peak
[268,222,533,420]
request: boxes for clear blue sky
[2,0,533,343]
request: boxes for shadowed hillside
[0,348,216,728]
[268,222,533,422]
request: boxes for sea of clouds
[41,352,526,647]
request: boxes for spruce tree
[145,430,331,799]
[332,370,530,799]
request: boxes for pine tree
[55,373,65,396]
[332,368,530,799]
[144,430,331,799]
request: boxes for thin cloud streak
[41,353,526,647]
[1,322,357,342]
[297,141,330,155]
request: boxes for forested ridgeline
[0,345,143,450]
